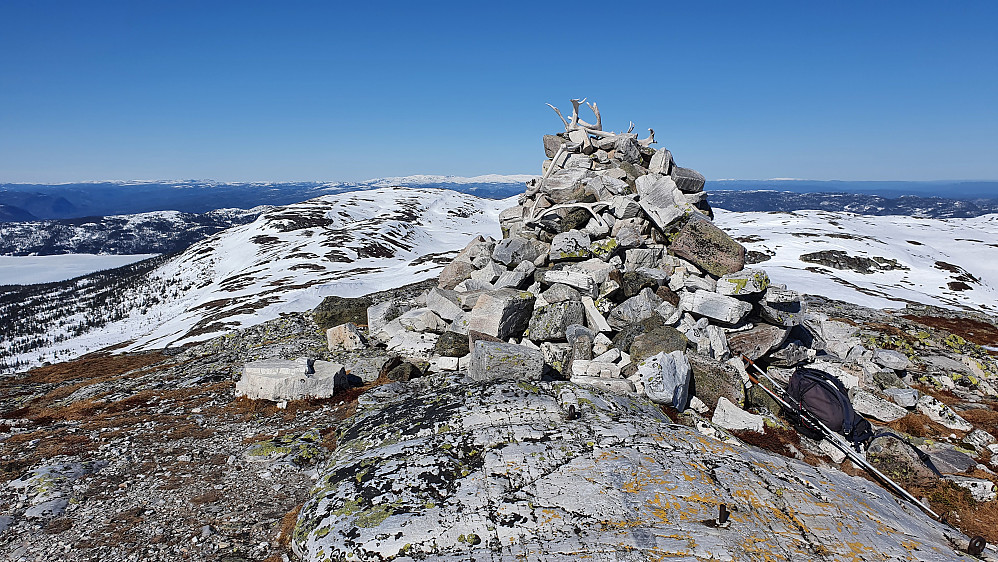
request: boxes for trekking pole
[739,355,942,521]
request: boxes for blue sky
[1,1,996,183]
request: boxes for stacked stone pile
[363,99,815,408]
[342,100,998,500]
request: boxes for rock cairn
[309,101,998,499]
[364,99,807,409]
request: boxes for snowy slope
[714,209,998,313]
[1,187,510,370]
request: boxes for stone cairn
[246,100,998,501]
[365,99,805,409]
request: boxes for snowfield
[714,209,998,312]
[0,254,160,285]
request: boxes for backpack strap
[873,430,944,478]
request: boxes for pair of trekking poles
[740,355,990,558]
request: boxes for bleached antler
[638,128,656,147]
[546,104,569,130]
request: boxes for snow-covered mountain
[0,187,510,372]
[0,208,266,256]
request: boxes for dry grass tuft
[23,352,166,385]
[277,504,302,547]
[888,413,953,439]
[732,426,823,467]
[961,408,998,437]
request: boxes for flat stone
[466,340,544,382]
[493,236,543,267]
[386,332,440,360]
[727,323,790,361]
[925,445,977,474]
[545,270,597,296]
[715,269,770,296]
[570,375,636,394]
[849,388,908,422]
[916,395,973,431]
[946,476,998,502]
[608,288,662,330]
[712,396,764,432]
[494,269,530,290]
[669,217,746,277]
[882,387,919,408]
[963,428,997,451]
[237,359,345,401]
[549,231,592,262]
[873,349,912,371]
[679,291,752,325]
[467,289,536,340]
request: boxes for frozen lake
[0,254,159,285]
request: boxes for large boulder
[527,301,586,342]
[669,217,746,277]
[679,291,752,325]
[467,289,536,340]
[638,350,692,408]
[493,236,543,267]
[688,353,746,409]
[236,359,345,401]
[293,375,968,561]
[466,341,544,382]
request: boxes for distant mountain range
[0,176,533,220]
[709,179,998,199]
[707,190,998,218]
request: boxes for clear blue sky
[1,1,996,183]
